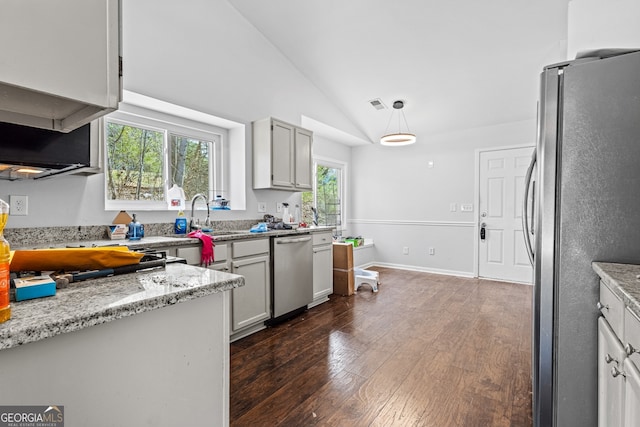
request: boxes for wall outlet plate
[461,204,474,212]
[257,202,267,213]
[276,202,283,213]
[9,195,28,216]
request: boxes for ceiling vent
[368,98,386,110]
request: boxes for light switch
[450,203,457,212]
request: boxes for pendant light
[380,100,416,146]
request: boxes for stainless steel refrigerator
[523,49,640,427]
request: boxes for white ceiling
[228,0,570,145]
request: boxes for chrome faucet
[190,193,211,231]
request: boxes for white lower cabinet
[624,358,640,427]
[598,317,625,427]
[310,232,333,308]
[229,238,270,341]
[207,242,230,272]
[176,245,202,265]
[597,278,640,427]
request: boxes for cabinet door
[271,120,295,188]
[231,255,270,332]
[312,245,333,301]
[599,317,626,427]
[0,0,120,131]
[624,358,640,427]
[208,261,231,273]
[294,127,313,190]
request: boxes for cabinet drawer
[625,308,640,366]
[176,246,201,266]
[599,280,624,338]
[312,232,333,246]
[214,243,228,262]
[232,238,269,258]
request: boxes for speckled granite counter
[0,263,244,350]
[12,226,335,250]
[592,262,640,318]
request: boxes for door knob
[611,366,626,378]
[625,343,637,356]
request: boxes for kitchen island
[0,263,244,427]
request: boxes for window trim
[312,155,348,233]
[102,103,226,211]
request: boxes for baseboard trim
[365,262,475,278]
[348,219,475,228]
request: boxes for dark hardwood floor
[230,267,533,427]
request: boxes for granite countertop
[592,262,640,318]
[0,263,244,350]
[13,226,335,250]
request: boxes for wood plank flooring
[230,267,533,427]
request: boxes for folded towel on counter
[187,230,215,266]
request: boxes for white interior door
[478,147,533,283]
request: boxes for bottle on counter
[128,213,143,241]
[0,199,11,323]
[175,211,187,235]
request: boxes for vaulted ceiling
[228,0,570,145]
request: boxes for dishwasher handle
[276,236,312,244]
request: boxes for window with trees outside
[302,159,345,233]
[103,108,224,211]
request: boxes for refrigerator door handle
[522,149,537,265]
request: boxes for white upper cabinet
[0,0,121,132]
[253,117,313,191]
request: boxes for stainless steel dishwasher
[269,234,313,324]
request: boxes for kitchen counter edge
[592,262,640,318]
[13,226,335,250]
[0,263,244,350]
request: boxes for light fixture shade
[379,99,416,146]
[380,133,416,146]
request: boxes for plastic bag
[250,222,268,233]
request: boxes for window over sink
[302,157,347,234]
[102,94,227,211]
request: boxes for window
[168,135,212,199]
[302,158,346,233]
[105,121,165,202]
[103,104,225,211]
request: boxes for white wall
[350,120,536,276]
[2,0,363,229]
[567,0,640,58]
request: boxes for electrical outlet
[461,203,474,212]
[429,247,435,255]
[257,202,266,213]
[403,247,409,255]
[276,202,283,213]
[9,195,28,216]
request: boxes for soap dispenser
[128,213,143,240]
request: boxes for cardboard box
[107,224,128,240]
[108,211,132,240]
[332,242,354,270]
[333,268,354,296]
[13,275,56,301]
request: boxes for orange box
[333,269,354,296]
[333,242,354,270]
